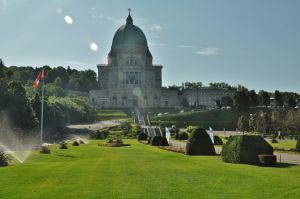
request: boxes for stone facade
[89,13,233,109]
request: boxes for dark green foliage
[221,135,273,165]
[274,90,283,107]
[92,129,109,139]
[296,134,300,152]
[59,142,68,149]
[137,132,148,141]
[150,136,169,146]
[0,151,9,167]
[121,121,132,130]
[72,141,80,146]
[40,146,51,154]
[271,138,278,143]
[176,132,189,140]
[185,127,216,156]
[213,135,223,145]
[131,124,142,136]
[258,154,277,167]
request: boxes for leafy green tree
[248,113,257,131]
[237,115,249,133]
[274,90,283,107]
[258,90,270,107]
[255,111,272,134]
[221,96,233,107]
[209,82,233,89]
[249,90,259,107]
[233,88,250,109]
[286,95,297,108]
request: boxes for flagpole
[40,71,45,145]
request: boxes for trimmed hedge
[176,132,189,140]
[59,142,68,149]
[0,151,9,167]
[92,129,110,139]
[40,146,51,154]
[72,141,80,146]
[258,154,277,167]
[221,135,274,165]
[213,135,223,145]
[185,127,216,156]
[137,132,148,141]
[150,136,169,146]
[296,134,300,152]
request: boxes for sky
[0,0,299,93]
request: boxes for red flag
[33,69,45,89]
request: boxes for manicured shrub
[296,134,300,152]
[0,151,9,167]
[258,154,277,167]
[213,135,223,145]
[107,137,123,144]
[222,135,274,165]
[59,142,68,149]
[131,124,142,136]
[185,127,216,156]
[72,140,80,146]
[40,146,51,154]
[92,129,109,139]
[177,132,189,140]
[150,136,169,146]
[137,132,148,141]
[271,138,278,143]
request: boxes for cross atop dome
[126,8,133,25]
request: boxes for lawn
[151,108,271,130]
[1,140,300,199]
[269,140,297,149]
[96,108,131,120]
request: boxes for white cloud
[196,48,221,56]
[150,24,166,32]
[64,15,73,24]
[148,42,166,47]
[57,8,62,14]
[89,42,99,52]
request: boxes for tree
[255,111,272,135]
[258,90,270,107]
[286,96,297,108]
[274,90,283,107]
[237,115,249,133]
[221,96,233,107]
[183,81,202,89]
[233,88,250,109]
[249,90,259,107]
[248,113,257,132]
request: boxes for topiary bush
[150,136,169,146]
[59,142,68,149]
[258,154,277,167]
[72,140,80,146]
[296,134,300,153]
[40,146,51,154]
[137,132,148,141]
[92,129,109,139]
[0,151,9,167]
[213,135,223,145]
[177,132,189,140]
[221,135,274,165]
[185,127,216,156]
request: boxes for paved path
[67,120,123,131]
[170,140,300,165]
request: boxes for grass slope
[1,140,300,199]
[151,108,271,130]
[96,109,131,120]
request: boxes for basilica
[89,12,233,108]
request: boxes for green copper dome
[111,14,148,48]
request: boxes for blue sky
[0,0,299,93]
